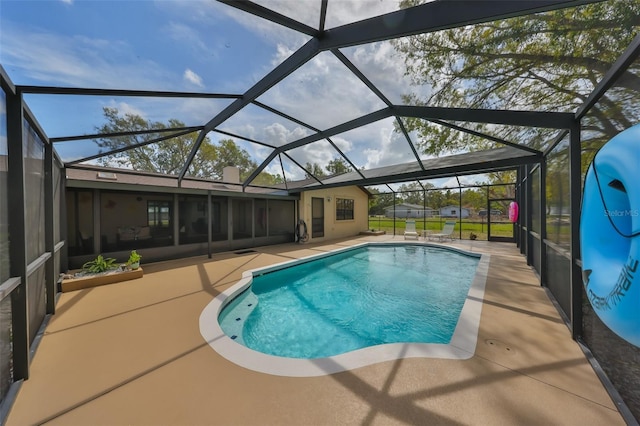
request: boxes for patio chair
[404,219,419,240]
[427,221,456,242]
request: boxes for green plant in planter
[82,255,118,274]
[127,250,142,268]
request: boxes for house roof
[65,165,292,197]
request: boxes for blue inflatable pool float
[581,124,640,347]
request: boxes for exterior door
[311,197,324,238]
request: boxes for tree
[486,171,516,199]
[397,182,426,205]
[252,172,285,186]
[95,107,207,175]
[95,107,279,183]
[461,188,486,212]
[367,188,395,216]
[394,0,640,165]
[326,158,353,175]
[215,138,258,181]
[304,162,327,179]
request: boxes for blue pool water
[218,245,479,359]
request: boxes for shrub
[127,250,142,265]
[82,255,118,273]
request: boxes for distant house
[384,203,437,218]
[439,205,470,219]
[478,209,503,217]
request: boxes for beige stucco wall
[299,186,369,242]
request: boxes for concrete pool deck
[6,236,626,425]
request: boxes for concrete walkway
[6,236,624,425]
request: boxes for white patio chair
[404,219,419,240]
[427,221,456,242]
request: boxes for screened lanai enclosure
[1,0,640,422]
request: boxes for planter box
[359,230,386,236]
[61,267,144,292]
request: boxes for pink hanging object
[508,201,519,223]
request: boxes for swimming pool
[219,245,478,358]
[200,242,490,377]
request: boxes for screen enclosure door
[311,197,324,238]
[488,199,515,242]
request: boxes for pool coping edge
[199,241,490,377]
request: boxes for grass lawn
[368,217,515,240]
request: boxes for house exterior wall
[65,183,298,268]
[66,181,369,266]
[386,208,424,218]
[384,205,437,218]
[299,186,368,242]
[439,205,470,218]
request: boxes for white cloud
[183,69,204,87]
[440,177,464,188]
[227,123,258,142]
[257,51,388,132]
[214,3,310,52]
[196,0,431,177]
[304,142,336,163]
[262,123,310,147]
[4,0,430,180]
[329,136,354,154]
[103,101,147,120]
[262,122,290,146]
[347,41,431,103]
[177,98,233,124]
[1,24,172,89]
[160,1,310,60]
[252,144,275,164]
[263,163,284,178]
[252,0,321,29]
[324,0,402,28]
[60,0,73,4]
[166,21,224,61]
[362,127,415,169]
[167,22,206,50]
[273,43,296,66]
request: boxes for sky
[0,0,479,187]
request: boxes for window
[336,198,354,220]
[148,200,170,227]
